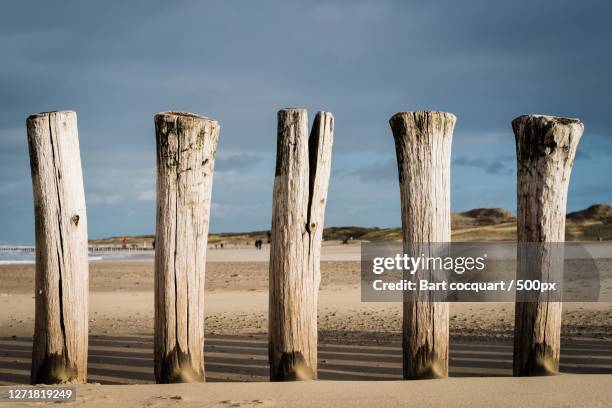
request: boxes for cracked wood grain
[154,111,220,383]
[269,109,333,381]
[512,114,584,376]
[27,110,89,384]
[390,111,455,380]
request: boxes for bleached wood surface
[512,114,584,376]
[27,110,89,384]
[154,111,220,383]
[390,111,455,379]
[269,109,333,381]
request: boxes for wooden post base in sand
[154,111,220,383]
[390,111,455,380]
[27,110,89,384]
[269,109,334,381]
[512,114,583,376]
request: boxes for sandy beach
[1,243,611,406]
[1,376,611,408]
[3,0,612,405]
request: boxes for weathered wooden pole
[389,111,455,379]
[512,115,583,376]
[27,110,89,384]
[154,111,220,383]
[269,109,333,381]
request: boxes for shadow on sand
[1,333,611,384]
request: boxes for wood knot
[71,215,80,226]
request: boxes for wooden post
[389,111,455,379]
[269,109,334,381]
[512,115,583,376]
[154,111,220,383]
[26,110,89,384]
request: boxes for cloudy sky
[1,1,611,243]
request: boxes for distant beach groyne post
[269,109,333,381]
[154,112,220,383]
[512,115,583,376]
[390,111,455,379]
[26,111,89,384]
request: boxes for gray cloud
[340,160,397,183]
[453,156,514,175]
[0,0,610,242]
[575,149,592,161]
[215,154,264,173]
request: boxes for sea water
[0,247,154,264]
[0,250,36,265]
